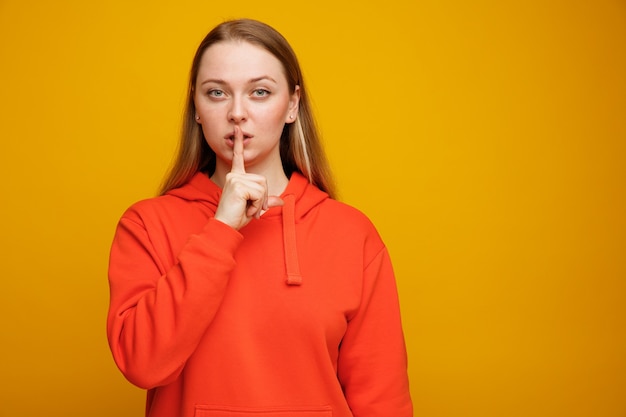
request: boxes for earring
[195,115,200,121]
[289,114,295,119]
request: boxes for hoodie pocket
[194,405,333,417]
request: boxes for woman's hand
[213,126,283,230]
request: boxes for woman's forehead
[197,41,285,81]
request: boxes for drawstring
[282,194,302,286]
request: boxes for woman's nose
[228,97,248,123]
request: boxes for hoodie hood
[166,172,329,285]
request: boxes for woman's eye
[252,89,270,97]
[208,89,224,98]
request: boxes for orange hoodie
[107,172,412,417]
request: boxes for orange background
[1,1,625,416]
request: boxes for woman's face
[194,41,299,175]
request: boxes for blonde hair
[159,19,335,198]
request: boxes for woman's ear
[286,85,301,123]
[192,95,201,124]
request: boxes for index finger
[231,125,245,173]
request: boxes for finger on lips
[231,125,246,174]
[223,125,282,223]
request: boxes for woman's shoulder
[117,194,179,223]
[121,192,209,226]
[318,198,381,235]
[119,173,220,223]
[314,198,389,261]
[322,197,369,218]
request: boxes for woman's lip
[225,135,252,147]
[224,131,253,140]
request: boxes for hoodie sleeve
[107,211,243,389]
[337,246,413,417]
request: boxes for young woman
[107,18,412,417]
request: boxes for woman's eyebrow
[200,76,278,86]
[200,78,226,86]
[249,75,277,84]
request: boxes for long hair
[159,19,336,198]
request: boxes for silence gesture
[213,126,283,230]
